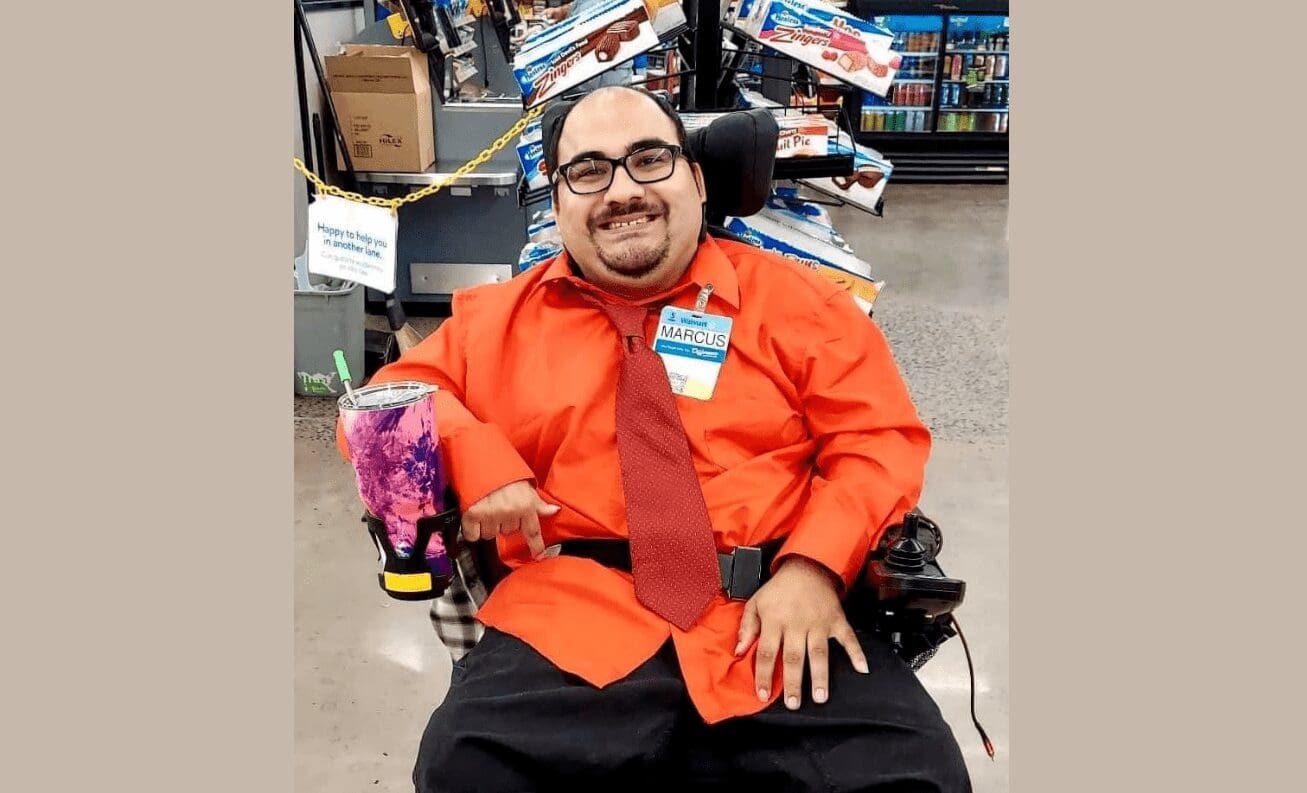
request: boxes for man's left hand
[735,555,870,710]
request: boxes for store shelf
[938,108,1009,112]
[852,145,1008,182]
[943,78,1009,83]
[894,78,936,83]
[945,49,1010,54]
[359,166,519,187]
[898,52,940,57]
[445,40,477,57]
[772,153,856,179]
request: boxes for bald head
[546,87,707,300]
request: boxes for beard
[588,200,672,281]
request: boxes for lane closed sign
[306,195,399,294]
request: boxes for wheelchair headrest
[541,96,779,222]
[686,109,779,223]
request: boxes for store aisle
[294,183,1010,791]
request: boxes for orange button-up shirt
[339,237,930,724]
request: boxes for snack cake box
[742,0,902,97]
[517,118,548,191]
[513,0,660,107]
[724,214,885,312]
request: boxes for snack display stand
[313,0,928,309]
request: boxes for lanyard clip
[693,283,714,314]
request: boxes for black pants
[414,627,971,793]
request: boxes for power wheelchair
[357,107,990,755]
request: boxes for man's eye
[635,149,670,166]
[569,161,607,179]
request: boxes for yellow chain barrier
[292,104,546,214]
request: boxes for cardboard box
[324,44,435,173]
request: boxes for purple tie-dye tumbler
[339,381,454,600]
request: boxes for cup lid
[338,381,436,411]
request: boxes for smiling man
[348,86,970,791]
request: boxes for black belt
[557,538,785,600]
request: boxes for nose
[603,162,647,205]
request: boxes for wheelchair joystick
[866,513,966,622]
[884,513,929,573]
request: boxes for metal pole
[295,0,360,189]
[692,0,722,110]
[294,8,315,204]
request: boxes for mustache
[589,200,666,229]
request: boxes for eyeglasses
[553,145,687,195]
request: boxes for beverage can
[985,55,997,82]
[995,54,1008,79]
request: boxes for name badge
[653,305,732,400]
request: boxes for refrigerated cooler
[849,0,1009,181]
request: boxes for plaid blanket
[429,540,488,660]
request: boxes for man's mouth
[597,213,661,231]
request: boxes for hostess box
[513,0,660,107]
[775,115,835,158]
[738,0,901,97]
[725,213,884,312]
[517,118,548,191]
[797,132,893,214]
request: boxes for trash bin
[295,265,365,397]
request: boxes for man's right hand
[461,480,560,559]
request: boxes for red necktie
[588,297,722,631]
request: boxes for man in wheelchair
[341,86,973,791]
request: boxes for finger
[808,633,830,704]
[461,516,481,543]
[479,517,502,542]
[534,496,561,516]
[781,629,807,710]
[832,622,869,674]
[753,623,781,702]
[519,509,546,559]
[735,600,760,656]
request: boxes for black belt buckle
[723,545,765,601]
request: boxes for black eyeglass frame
[551,144,691,195]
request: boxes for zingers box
[324,44,435,173]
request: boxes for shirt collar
[532,236,741,311]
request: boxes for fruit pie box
[737,0,902,98]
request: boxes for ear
[691,161,706,204]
